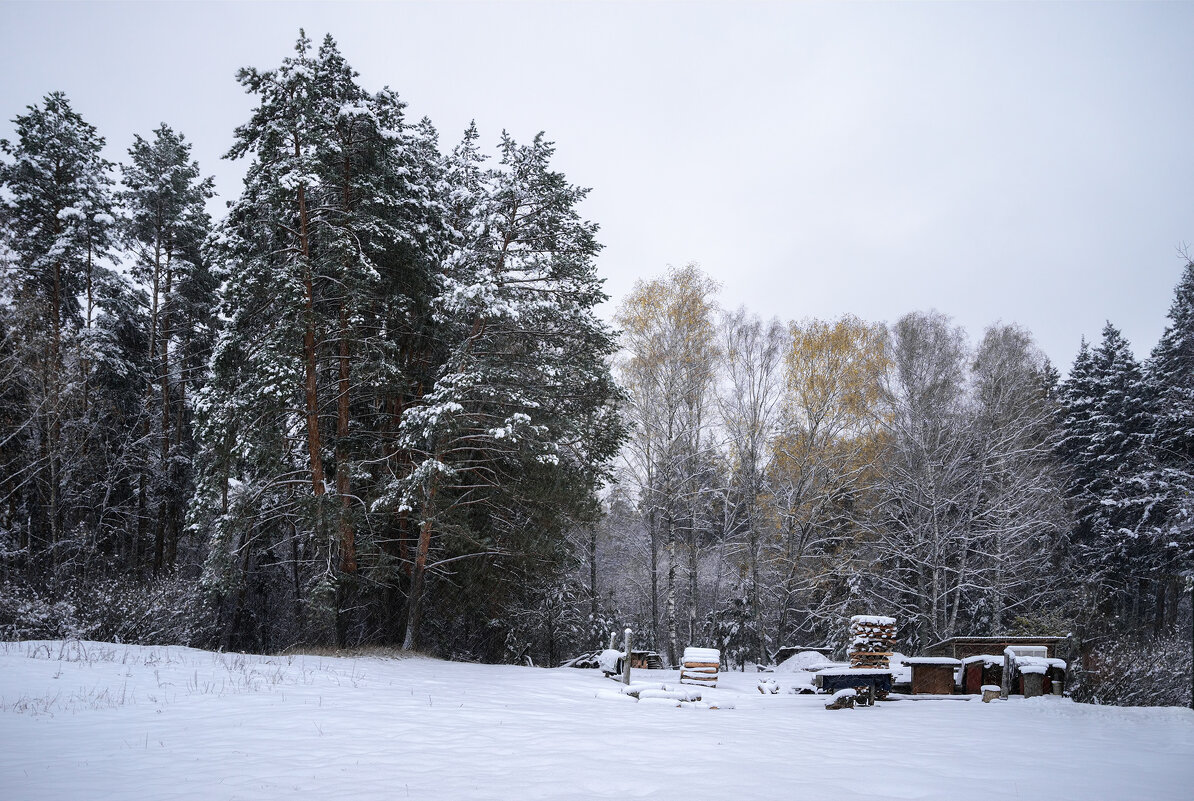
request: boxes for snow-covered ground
[1,641,1192,800]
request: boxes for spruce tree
[1141,261,1194,631]
[1059,323,1154,625]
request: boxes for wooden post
[622,628,632,686]
[609,631,618,650]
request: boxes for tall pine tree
[0,92,129,582]
[121,124,216,575]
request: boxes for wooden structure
[1005,651,1067,697]
[960,655,1005,694]
[679,647,720,687]
[1020,669,1047,697]
[814,667,894,705]
[903,657,961,695]
[629,650,664,670]
[924,636,1066,661]
[621,628,632,685]
[824,688,856,710]
[849,616,898,669]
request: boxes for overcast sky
[2,1,1192,370]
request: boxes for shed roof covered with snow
[924,636,1067,660]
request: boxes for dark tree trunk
[294,138,325,498]
[1154,579,1167,638]
[336,304,356,573]
[402,480,436,651]
[589,525,598,620]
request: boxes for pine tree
[0,92,124,578]
[192,32,441,648]
[392,131,624,651]
[121,124,215,574]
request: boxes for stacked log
[824,688,857,710]
[848,615,897,669]
[679,647,720,687]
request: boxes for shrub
[1073,633,1192,708]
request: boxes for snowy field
[1,641,1192,800]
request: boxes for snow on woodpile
[682,647,720,663]
[1013,655,1067,670]
[850,615,896,625]
[848,615,898,669]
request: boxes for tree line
[0,33,622,658]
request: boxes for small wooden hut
[902,657,961,695]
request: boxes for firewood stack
[679,647,720,687]
[848,615,897,669]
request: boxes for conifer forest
[1,33,1190,707]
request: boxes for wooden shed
[902,657,961,695]
[628,650,663,670]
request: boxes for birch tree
[615,264,718,664]
[718,309,786,663]
[864,311,977,648]
[765,314,888,647]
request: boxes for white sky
[2,1,1192,370]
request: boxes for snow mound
[774,650,833,673]
[597,649,622,674]
[595,689,637,703]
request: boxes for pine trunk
[336,303,356,572]
[1154,579,1167,638]
[296,175,325,497]
[402,479,437,651]
[750,519,763,665]
[48,251,62,555]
